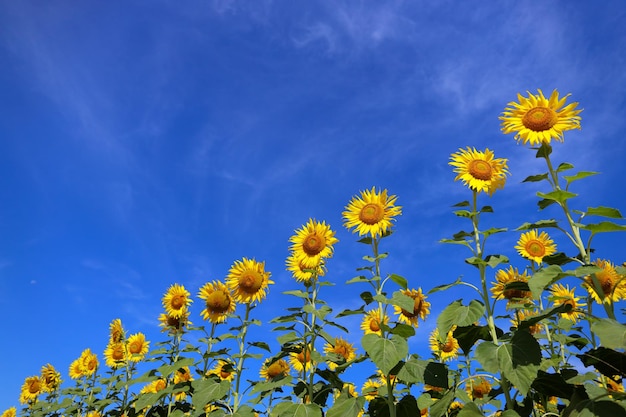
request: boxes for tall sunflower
[360,309,389,336]
[343,187,402,238]
[324,337,357,370]
[162,284,192,319]
[208,360,236,381]
[259,359,290,381]
[289,345,315,373]
[1,407,16,417]
[104,341,127,369]
[289,219,338,269]
[158,310,191,335]
[68,358,84,380]
[584,259,626,304]
[429,327,460,362]
[127,333,150,362]
[362,379,382,401]
[286,252,325,284]
[500,89,582,146]
[109,318,125,344]
[40,364,61,393]
[198,280,237,323]
[550,283,585,323]
[491,266,533,308]
[226,258,273,304]
[19,376,42,404]
[393,288,431,327]
[80,348,99,377]
[140,378,167,394]
[466,377,492,400]
[515,230,557,263]
[449,147,509,196]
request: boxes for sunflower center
[129,341,142,354]
[441,339,456,353]
[171,295,185,310]
[302,233,326,256]
[112,345,125,361]
[297,350,311,363]
[206,291,232,313]
[155,380,166,392]
[238,270,264,294]
[335,345,348,357]
[86,358,97,371]
[522,107,557,132]
[359,203,385,225]
[369,318,381,332]
[468,160,493,181]
[503,288,530,301]
[525,239,546,258]
[220,368,232,379]
[267,362,285,378]
[29,380,41,394]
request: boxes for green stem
[233,304,252,412]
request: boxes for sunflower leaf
[537,190,578,205]
[427,277,463,294]
[556,162,575,172]
[390,290,415,312]
[522,173,549,183]
[590,319,626,350]
[326,396,366,417]
[563,171,599,184]
[535,144,552,159]
[581,221,626,233]
[584,206,623,219]
[516,219,559,230]
[361,333,408,374]
[437,300,484,340]
[389,273,408,289]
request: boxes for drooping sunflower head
[324,337,357,370]
[429,327,460,362]
[198,280,237,323]
[226,258,273,304]
[500,89,582,146]
[127,333,150,362]
[19,376,41,404]
[362,379,382,401]
[104,341,128,369]
[289,345,315,373]
[80,348,99,377]
[584,259,626,304]
[259,358,291,381]
[449,147,509,196]
[158,310,191,335]
[393,288,431,327]
[515,229,557,263]
[109,318,125,344]
[360,309,389,336]
[550,283,585,323]
[289,219,338,269]
[466,377,492,400]
[491,266,533,308]
[286,252,325,284]
[208,360,236,381]
[162,284,192,319]
[343,187,402,239]
[40,364,61,393]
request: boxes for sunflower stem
[233,303,252,412]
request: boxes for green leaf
[389,274,408,289]
[346,275,370,284]
[390,290,415,313]
[515,219,559,230]
[250,377,293,394]
[528,265,566,298]
[437,300,485,339]
[361,333,408,374]
[335,307,364,318]
[391,323,416,338]
[274,403,323,417]
[590,319,626,350]
[557,162,575,172]
[585,206,623,219]
[563,171,599,184]
[485,254,509,268]
[535,143,552,158]
[582,221,626,233]
[397,357,428,384]
[522,173,549,183]
[538,198,557,210]
[480,205,494,213]
[475,341,499,373]
[423,362,449,389]
[326,396,365,417]
[132,392,163,411]
[537,190,578,205]
[453,201,470,207]
[427,277,463,294]
[360,291,374,304]
[543,252,575,266]
[283,289,309,298]
[428,389,455,417]
[500,411,522,417]
[157,357,196,376]
[483,228,508,238]
[453,325,503,355]
[396,395,420,417]
[249,341,271,352]
[517,304,572,331]
[457,402,485,417]
[454,209,472,218]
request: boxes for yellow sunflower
[362,379,382,401]
[104,341,127,369]
[40,364,61,393]
[393,288,431,327]
[360,309,389,336]
[515,230,557,263]
[584,259,626,304]
[286,252,325,284]
[449,147,509,196]
[510,310,542,335]
[19,376,41,404]
[140,378,167,394]
[162,284,192,319]
[289,345,315,373]
[226,258,273,304]
[85,412,102,417]
[68,358,84,380]
[198,280,237,323]
[259,359,290,381]
[109,318,125,343]
[158,310,191,335]
[324,337,357,370]
[429,326,460,362]
[127,333,150,362]
[466,377,492,400]
[343,187,402,238]
[173,366,194,401]
[289,219,338,269]
[80,348,99,377]
[550,283,585,323]
[1,407,16,417]
[500,89,582,146]
[491,266,533,308]
[208,360,236,382]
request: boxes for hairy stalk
[232,304,252,412]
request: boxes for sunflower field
[4,90,626,417]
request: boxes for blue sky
[1,0,626,409]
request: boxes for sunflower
[158,310,191,335]
[140,378,167,394]
[360,309,389,336]
[515,230,557,263]
[162,284,192,319]
[198,280,237,323]
[343,187,402,238]
[286,252,325,284]
[491,266,533,308]
[393,288,431,327]
[104,341,127,369]
[362,379,382,401]
[289,219,338,269]
[173,366,194,401]
[550,283,585,323]
[259,359,290,381]
[109,318,125,343]
[226,258,273,304]
[80,348,99,377]
[40,364,61,393]
[429,326,460,362]
[208,360,236,381]
[19,376,41,404]
[449,147,509,196]
[510,310,542,335]
[68,358,84,380]
[289,345,315,373]
[127,333,150,362]
[85,412,102,417]
[500,89,582,146]
[1,407,16,417]
[324,337,357,370]
[584,259,626,304]
[466,377,492,400]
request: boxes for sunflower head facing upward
[500,89,582,146]
[449,147,509,196]
[162,284,192,319]
[343,187,402,239]
[226,257,273,304]
[289,219,338,270]
[198,280,236,323]
[515,229,557,264]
